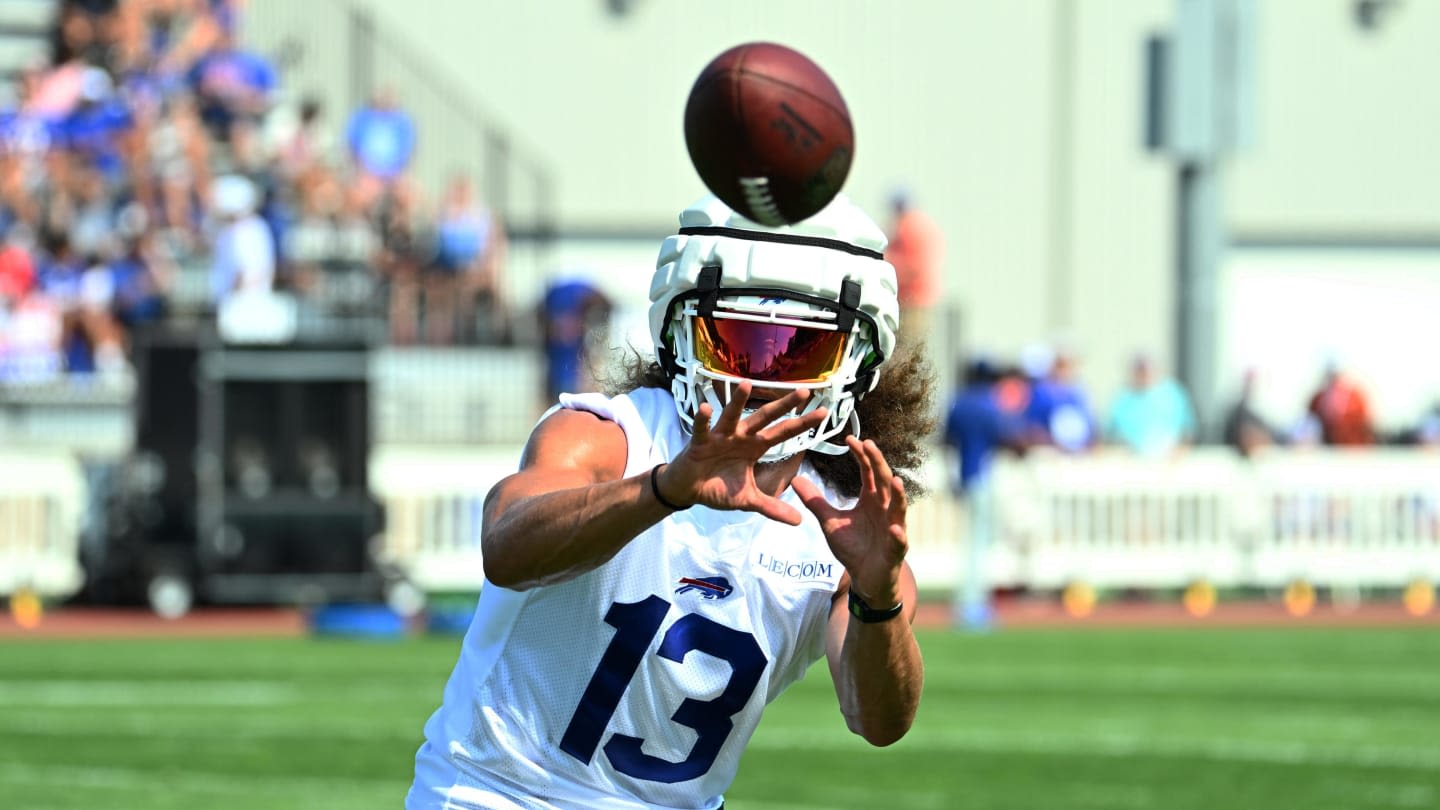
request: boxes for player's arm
[480,407,673,590]
[824,563,923,746]
[485,386,831,590]
[794,437,924,746]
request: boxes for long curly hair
[601,344,938,500]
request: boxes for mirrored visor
[693,315,847,383]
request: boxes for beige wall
[1229,0,1440,235]
[244,0,1439,419]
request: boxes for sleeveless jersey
[408,387,846,810]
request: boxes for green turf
[2,626,1438,809]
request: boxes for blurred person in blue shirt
[58,68,137,186]
[540,274,612,407]
[36,230,86,309]
[0,63,61,163]
[943,356,1028,494]
[346,87,416,197]
[35,229,125,375]
[1107,352,1197,458]
[108,203,170,328]
[187,25,276,143]
[1021,342,1096,454]
[426,174,506,344]
[943,355,1028,630]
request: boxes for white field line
[0,762,395,795]
[750,727,1440,771]
[940,663,1440,694]
[0,713,417,741]
[0,680,298,706]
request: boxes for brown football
[683,42,854,226]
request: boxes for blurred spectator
[0,287,64,384]
[0,227,37,300]
[266,95,333,182]
[59,68,139,188]
[1417,405,1440,449]
[1389,402,1440,448]
[540,275,612,406]
[1107,352,1196,458]
[1,63,59,180]
[50,2,118,68]
[943,354,1027,630]
[376,185,428,344]
[187,23,276,145]
[284,175,379,315]
[884,188,943,347]
[208,174,273,305]
[58,159,120,261]
[1306,360,1375,446]
[36,228,86,316]
[0,227,44,381]
[943,356,1028,494]
[346,87,415,205]
[1021,342,1096,453]
[426,174,507,344]
[1222,367,1283,458]
[108,205,171,328]
[144,0,231,79]
[35,229,125,376]
[282,172,340,284]
[145,92,211,240]
[29,28,93,119]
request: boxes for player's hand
[791,436,908,605]
[658,382,828,525]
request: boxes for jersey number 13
[559,595,766,783]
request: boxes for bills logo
[675,576,734,600]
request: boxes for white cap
[212,175,258,216]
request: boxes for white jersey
[408,388,846,810]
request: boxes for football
[683,42,854,226]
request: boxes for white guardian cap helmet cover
[648,193,900,461]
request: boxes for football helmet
[648,193,899,461]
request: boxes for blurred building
[241,0,1440,435]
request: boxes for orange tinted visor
[694,316,847,383]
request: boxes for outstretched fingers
[743,389,809,429]
[711,381,752,435]
[791,475,838,523]
[749,492,805,526]
[887,475,909,524]
[758,416,829,456]
[847,435,878,496]
[692,401,715,444]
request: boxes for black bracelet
[650,463,687,511]
[848,590,904,623]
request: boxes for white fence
[4,447,1438,600]
[987,448,1440,590]
[372,447,1440,594]
[0,452,86,599]
[368,447,514,593]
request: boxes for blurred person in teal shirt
[1107,352,1196,457]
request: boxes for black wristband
[848,590,904,623]
[650,463,687,511]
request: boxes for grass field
[2,626,1439,809]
